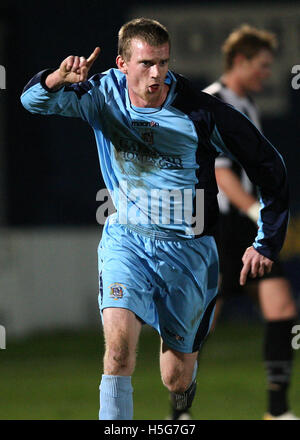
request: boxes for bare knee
[160,343,198,394]
[102,308,141,376]
[162,365,193,394]
[259,278,297,320]
[104,336,136,376]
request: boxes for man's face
[238,49,274,93]
[116,38,170,107]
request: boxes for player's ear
[234,53,248,68]
[116,55,128,74]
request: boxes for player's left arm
[209,101,289,283]
[239,246,273,285]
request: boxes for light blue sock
[99,375,133,420]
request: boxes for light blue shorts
[98,217,219,353]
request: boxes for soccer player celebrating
[21,18,289,420]
[202,25,298,420]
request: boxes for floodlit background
[0,0,299,419]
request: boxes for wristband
[246,202,261,223]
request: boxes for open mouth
[148,84,160,93]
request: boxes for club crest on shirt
[109,283,126,300]
[141,131,154,145]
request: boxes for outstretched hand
[45,47,100,90]
[239,246,273,286]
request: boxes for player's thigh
[98,221,158,330]
[155,235,219,354]
[258,277,297,320]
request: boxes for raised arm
[21,47,102,122]
[45,47,100,90]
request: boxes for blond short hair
[118,17,170,61]
[222,24,277,71]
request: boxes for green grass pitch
[0,320,299,420]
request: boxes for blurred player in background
[21,19,290,420]
[202,25,298,420]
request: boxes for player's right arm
[45,47,100,90]
[20,47,102,122]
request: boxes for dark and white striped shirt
[203,80,261,215]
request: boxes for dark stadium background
[4,0,300,313]
[0,0,299,420]
[4,0,300,226]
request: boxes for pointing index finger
[240,260,251,286]
[86,47,101,68]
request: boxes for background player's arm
[215,167,258,217]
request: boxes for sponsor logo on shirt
[132,120,159,127]
[122,150,183,169]
[118,137,183,169]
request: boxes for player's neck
[221,73,247,97]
